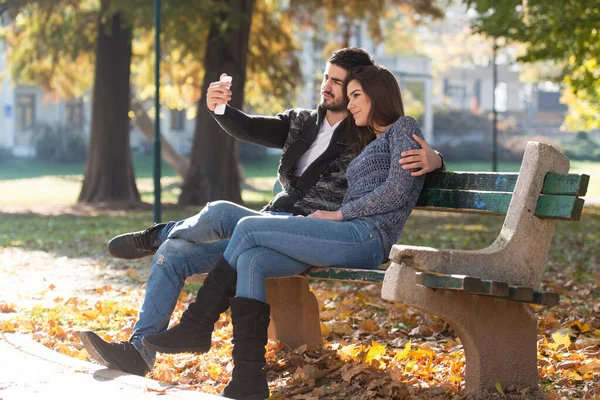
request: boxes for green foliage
[561,131,600,162]
[466,0,600,131]
[32,123,87,164]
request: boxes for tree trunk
[131,99,190,178]
[178,0,254,205]
[78,10,139,207]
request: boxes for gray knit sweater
[339,116,425,256]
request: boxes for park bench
[260,141,589,396]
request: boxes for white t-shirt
[294,119,341,176]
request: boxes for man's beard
[320,97,347,112]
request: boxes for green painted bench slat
[542,173,589,196]
[275,172,589,197]
[480,280,510,297]
[507,287,534,302]
[535,196,584,220]
[302,267,385,283]
[533,291,560,306]
[417,190,584,220]
[423,172,589,196]
[416,189,512,214]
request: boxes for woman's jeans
[131,201,272,366]
[223,215,384,303]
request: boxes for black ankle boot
[142,257,237,354]
[221,297,271,400]
[107,223,167,259]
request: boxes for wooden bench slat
[507,286,534,302]
[535,196,585,220]
[302,267,385,283]
[542,173,589,196]
[423,171,589,196]
[415,272,483,292]
[532,291,560,306]
[416,189,512,213]
[415,271,559,306]
[480,280,510,297]
[417,189,585,221]
[424,172,518,192]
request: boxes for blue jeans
[130,201,276,367]
[223,215,385,303]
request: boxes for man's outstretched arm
[399,134,445,177]
[207,73,291,149]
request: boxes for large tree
[78,2,139,205]
[178,0,254,205]
[466,0,599,131]
[4,0,146,206]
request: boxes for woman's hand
[307,210,343,221]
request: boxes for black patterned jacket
[212,105,352,215]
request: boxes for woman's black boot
[221,297,270,400]
[142,256,237,353]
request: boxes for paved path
[0,333,225,400]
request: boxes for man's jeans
[130,201,276,367]
[223,215,384,303]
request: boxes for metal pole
[492,39,498,172]
[153,0,162,222]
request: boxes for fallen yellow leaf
[364,341,387,364]
[393,340,411,361]
[0,320,15,333]
[551,332,571,349]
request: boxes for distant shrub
[0,147,15,163]
[33,123,87,164]
[561,131,600,161]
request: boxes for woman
[143,65,426,400]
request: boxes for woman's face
[346,80,371,127]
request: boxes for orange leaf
[81,309,100,320]
[0,301,16,313]
[578,359,600,374]
[359,319,376,333]
[20,320,35,333]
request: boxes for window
[170,109,186,131]
[494,82,508,112]
[66,99,85,132]
[15,94,35,131]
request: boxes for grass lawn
[0,153,598,207]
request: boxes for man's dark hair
[328,47,374,70]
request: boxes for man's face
[320,62,348,112]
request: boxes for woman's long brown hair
[343,65,405,155]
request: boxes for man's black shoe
[79,331,150,376]
[107,223,166,259]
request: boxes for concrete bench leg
[382,262,540,396]
[265,277,323,349]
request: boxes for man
[80,48,443,377]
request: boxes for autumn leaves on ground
[1,206,600,399]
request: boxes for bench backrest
[417,170,589,221]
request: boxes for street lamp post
[491,39,498,172]
[153,0,162,222]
